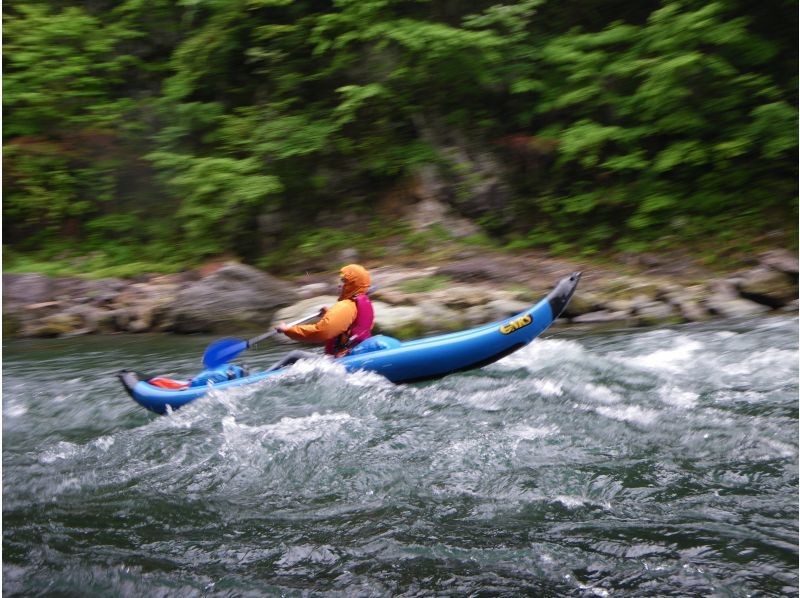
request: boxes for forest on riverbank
[4,0,797,279]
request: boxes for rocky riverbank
[3,249,797,340]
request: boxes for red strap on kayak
[148,377,190,390]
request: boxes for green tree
[3,0,796,274]
[3,2,169,251]
[517,1,797,247]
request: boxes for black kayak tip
[547,272,582,320]
[117,370,141,399]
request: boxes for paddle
[202,311,320,369]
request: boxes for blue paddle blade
[202,337,248,369]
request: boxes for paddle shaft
[247,312,320,347]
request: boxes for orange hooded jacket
[283,264,371,353]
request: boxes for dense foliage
[4,0,797,274]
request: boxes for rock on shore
[3,263,297,338]
[3,250,797,340]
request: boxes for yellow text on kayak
[500,314,532,335]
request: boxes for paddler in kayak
[270,264,375,370]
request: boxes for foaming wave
[734,347,797,375]
[658,385,699,408]
[5,404,28,417]
[91,436,115,452]
[343,368,394,389]
[531,379,564,397]
[759,437,798,460]
[581,383,623,404]
[259,411,355,443]
[276,544,339,568]
[594,404,660,426]
[577,582,612,598]
[495,339,589,372]
[620,337,703,373]
[553,494,612,511]
[460,386,516,411]
[274,355,394,391]
[38,440,79,464]
[284,356,347,377]
[508,423,559,440]
[156,402,209,428]
[221,411,354,446]
[9,437,109,506]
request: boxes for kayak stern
[117,370,141,399]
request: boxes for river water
[3,316,797,596]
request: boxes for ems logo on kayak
[500,314,532,335]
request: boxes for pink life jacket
[325,294,374,357]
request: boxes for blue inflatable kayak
[119,272,581,414]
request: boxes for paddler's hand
[275,323,288,334]
[318,306,328,316]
